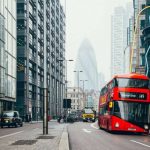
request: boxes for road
[0,122,41,137]
[68,121,150,150]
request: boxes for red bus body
[98,73,150,134]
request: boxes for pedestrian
[57,115,62,123]
[29,113,32,123]
[63,115,66,122]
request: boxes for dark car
[66,113,78,123]
[1,111,23,128]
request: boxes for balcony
[47,45,50,52]
[38,38,44,46]
[29,77,36,85]
[29,13,36,23]
[38,24,44,33]
[38,10,44,21]
[37,80,44,87]
[38,61,44,68]
[47,56,50,62]
[51,62,55,68]
[51,52,55,58]
[38,0,44,6]
[29,53,36,62]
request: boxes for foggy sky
[60,0,132,85]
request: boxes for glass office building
[0,0,17,114]
[16,0,66,120]
[142,0,150,77]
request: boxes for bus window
[113,102,121,118]
[115,78,149,89]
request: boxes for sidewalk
[0,120,69,150]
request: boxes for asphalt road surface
[68,121,150,150]
[0,122,41,137]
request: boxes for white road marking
[130,140,150,148]
[91,122,99,130]
[83,128,91,133]
[0,131,24,139]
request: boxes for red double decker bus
[98,73,150,134]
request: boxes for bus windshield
[113,101,150,124]
[115,78,149,89]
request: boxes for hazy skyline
[60,0,132,85]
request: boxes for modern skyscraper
[111,4,133,77]
[0,0,17,113]
[16,0,65,120]
[111,7,127,76]
[74,39,98,91]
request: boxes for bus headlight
[115,122,120,128]
[144,125,149,130]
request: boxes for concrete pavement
[0,120,69,150]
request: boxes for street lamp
[130,6,150,72]
[59,59,74,97]
[59,59,73,120]
[74,70,83,110]
[80,80,88,108]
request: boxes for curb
[59,124,69,150]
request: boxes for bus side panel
[99,115,110,130]
[111,116,147,133]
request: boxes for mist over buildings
[74,39,99,91]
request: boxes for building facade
[111,4,133,76]
[111,7,128,76]
[126,17,134,73]
[131,0,146,74]
[0,0,17,114]
[67,87,84,111]
[111,7,126,76]
[16,0,65,120]
[142,0,150,77]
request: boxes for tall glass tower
[16,0,66,120]
[0,0,17,113]
[74,39,98,91]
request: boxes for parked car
[1,111,23,128]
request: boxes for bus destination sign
[119,92,147,100]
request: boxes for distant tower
[111,7,127,77]
[74,39,98,90]
[111,4,132,77]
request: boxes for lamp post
[130,6,150,72]
[59,59,73,97]
[59,59,73,119]
[74,70,83,110]
[80,80,88,108]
